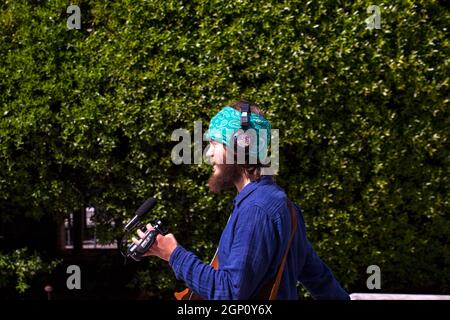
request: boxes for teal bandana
[205,106,272,161]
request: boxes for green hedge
[0,248,60,295]
[0,0,448,297]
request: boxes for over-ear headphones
[239,102,250,129]
[232,102,253,160]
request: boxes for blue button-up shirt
[169,176,350,300]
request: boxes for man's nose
[206,145,213,158]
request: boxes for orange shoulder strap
[268,199,298,300]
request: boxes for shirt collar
[233,175,275,208]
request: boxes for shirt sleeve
[169,205,279,300]
[298,241,350,300]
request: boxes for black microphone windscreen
[135,197,157,217]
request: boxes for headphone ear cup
[233,131,251,162]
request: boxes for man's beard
[208,164,242,194]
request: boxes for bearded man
[133,100,349,300]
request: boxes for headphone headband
[239,102,250,129]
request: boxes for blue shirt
[169,176,350,300]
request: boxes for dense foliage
[0,0,448,297]
[0,248,60,295]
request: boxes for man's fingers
[137,229,146,239]
[132,237,141,245]
[146,223,155,231]
[143,247,155,257]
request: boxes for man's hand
[132,224,178,261]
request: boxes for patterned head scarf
[204,106,271,161]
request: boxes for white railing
[350,293,450,300]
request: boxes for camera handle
[126,220,167,261]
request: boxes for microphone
[124,197,157,232]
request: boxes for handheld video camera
[119,198,168,262]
